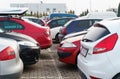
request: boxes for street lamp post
[89,0,92,12]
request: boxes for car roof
[49,13,78,19]
[22,16,39,19]
[51,17,75,20]
[47,17,75,23]
[75,17,102,21]
[95,17,120,33]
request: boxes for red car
[57,32,86,64]
[0,17,52,49]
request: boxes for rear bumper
[20,45,40,65]
[0,59,23,79]
[0,71,23,79]
[40,37,52,49]
[78,68,87,79]
[57,46,79,64]
[77,53,115,79]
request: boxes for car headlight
[61,42,76,47]
[18,41,37,47]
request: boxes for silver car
[0,37,23,79]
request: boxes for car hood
[0,32,38,45]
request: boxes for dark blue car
[58,18,102,41]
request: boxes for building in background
[10,3,67,15]
[106,8,118,15]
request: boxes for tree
[68,10,75,14]
[30,11,33,16]
[80,9,89,16]
[118,3,120,17]
[39,13,43,17]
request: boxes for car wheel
[113,73,120,79]
[55,33,60,43]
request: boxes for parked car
[22,16,47,26]
[0,37,23,79]
[49,13,78,20]
[57,31,87,64]
[62,30,87,40]
[0,28,40,65]
[77,18,120,79]
[47,17,75,42]
[0,9,52,49]
[85,11,117,19]
[58,18,102,41]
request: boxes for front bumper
[20,45,40,65]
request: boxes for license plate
[81,46,88,57]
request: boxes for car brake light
[93,33,118,54]
[90,75,101,79]
[46,24,49,27]
[62,27,66,35]
[0,46,16,61]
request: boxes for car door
[51,19,67,39]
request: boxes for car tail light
[44,28,50,36]
[46,24,49,27]
[0,46,16,61]
[62,27,66,35]
[93,33,118,54]
[90,76,101,79]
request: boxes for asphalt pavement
[20,43,81,79]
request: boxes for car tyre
[55,33,60,43]
[113,73,120,79]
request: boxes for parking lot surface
[21,43,81,79]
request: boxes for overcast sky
[0,0,120,15]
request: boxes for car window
[0,20,24,30]
[57,19,66,26]
[37,20,45,26]
[65,19,102,34]
[28,18,44,26]
[49,20,58,28]
[77,20,90,30]
[82,24,110,42]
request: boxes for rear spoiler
[0,8,28,16]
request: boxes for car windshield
[64,19,74,27]
[82,23,110,42]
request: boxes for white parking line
[49,52,63,79]
[22,59,63,79]
[52,60,63,79]
[47,48,52,52]
[21,76,62,79]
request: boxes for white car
[77,18,120,79]
[62,31,87,40]
[47,17,75,42]
[0,37,23,79]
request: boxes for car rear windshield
[82,23,110,42]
